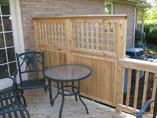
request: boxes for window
[104,2,113,15]
[0,2,17,78]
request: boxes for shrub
[135,29,142,45]
[144,24,157,44]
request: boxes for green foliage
[135,29,142,45]
[145,0,157,22]
[144,23,157,44]
[144,1,157,44]
[149,46,157,54]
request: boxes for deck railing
[33,15,157,117]
[118,58,157,118]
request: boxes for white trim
[133,6,137,48]
[9,0,27,80]
[9,0,25,54]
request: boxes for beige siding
[114,3,135,48]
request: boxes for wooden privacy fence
[33,15,130,112]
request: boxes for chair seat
[18,79,47,90]
[0,85,30,118]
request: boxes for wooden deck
[24,86,136,118]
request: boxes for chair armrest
[0,108,30,118]
[136,99,154,118]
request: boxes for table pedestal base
[51,80,89,118]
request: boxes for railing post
[115,18,127,113]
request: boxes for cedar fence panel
[33,15,127,107]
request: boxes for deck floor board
[24,87,135,118]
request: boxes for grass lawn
[149,46,157,54]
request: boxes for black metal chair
[14,51,52,106]
[0,77,30,118]
[136,87,157,118]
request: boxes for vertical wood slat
[44,22,48,44]
[107,22,110,52]
[115,22,119,55]
[126,68,132,106]
[38,22,42,44]
[113,62,117,104]
[57,22,59,45]
[142,71,149,106]
[113,22,116,53]
[50,22,53,45]
[77,23,80,48]
[54,22,57,46]
[133,70,140,109]
[41,22,44,44]
[61,22,64,46]
[86,22,89,50]
[96,22,99,51]
[105,61,109,101]
[48,22,51,44]
[150,73,157,112]
[102,21,104,52]
[58,22,60,46]
[91,22,94,51]
[81,21,84,50]
[72,23,75,48]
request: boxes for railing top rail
[32,14,129,20]
[120,58,157,73]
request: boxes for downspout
[142,10,145,33]
[133,5,137,48]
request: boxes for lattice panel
[37,21,66,47]
[72,21,117,53]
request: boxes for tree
[145,0,157,23]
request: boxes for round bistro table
[44,64,92,118]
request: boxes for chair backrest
[16,51,45,82]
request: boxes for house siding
[20,0,104,51]
[114,3,135,48]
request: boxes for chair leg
[44,87,47,92]
[16,90,27,107]
[48,80,53,106]
[20,95,27,107]
[20,90,27,107]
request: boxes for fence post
[66,19,72,64]
[116,18,127,113]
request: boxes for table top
[44,64,92,82]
